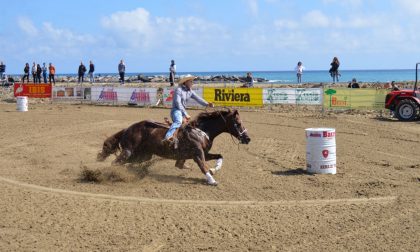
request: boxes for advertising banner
[263,88,322,105]
[14,83,52,98]
[91,87,157,105]
[323,88,388,109]
[203,87,263,107]
[162,87,204,107]
[52,86,91,100]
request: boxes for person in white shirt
[295,61,304,83]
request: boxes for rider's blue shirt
[172,85,208,117]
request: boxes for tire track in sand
[0,176,396,207]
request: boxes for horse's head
[225,109,251,144]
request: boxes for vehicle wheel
[395,99,419,121]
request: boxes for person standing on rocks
[88,60,95,83]
[22,63,30,83]
[0,61,5,81]
[169,59,176,86]
[49,63,56,85]
[42,63,48,83]
[36,63,42,84]
[295,61,304,84]
[329,57,340,84]
[78,61,87,84]
[118,59,125,85]
[32,62,37,83]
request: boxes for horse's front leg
[205,153,223,175]
[193,149,217,186]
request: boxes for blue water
[9,69,418,84]
[131,69,418,84]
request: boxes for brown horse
[97,109,250,185]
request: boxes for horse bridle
[217,110,247,141]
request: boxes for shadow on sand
[272,168,313,176]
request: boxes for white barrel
[305,128,336,174]
[16,96,28,112]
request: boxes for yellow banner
[203,88,263,107]
[323,88,388,109]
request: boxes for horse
[97,109,251,185]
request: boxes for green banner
[323,88,388,109]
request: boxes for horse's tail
[97,129,125,161]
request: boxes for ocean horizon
[7,69,418,85]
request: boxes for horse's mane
[189,110,231,126]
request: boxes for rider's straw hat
[178,76,196,85]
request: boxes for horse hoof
[207,181,218,186]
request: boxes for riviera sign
[203,87,263,106]
[214,89,250,102]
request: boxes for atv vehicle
[385,63,420,121]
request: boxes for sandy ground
[0,102,419,251]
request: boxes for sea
[7,69,418,85]
[127,69,418,84]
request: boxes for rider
[162,76,214,145]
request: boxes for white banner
[263,88,322,105]
[91,87,157,105]
[52,86,91,100]
[162,87,204,107]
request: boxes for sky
[1,0,420,74]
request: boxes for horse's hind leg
[113,149,132,165]
[174,159,190,169]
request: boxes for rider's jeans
[164,109,183,139]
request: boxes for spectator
[42,63,48,83]
[32,62,37,83]
[329,57,340,83]
[22,63,30,83]
[36,64,42,83]
[347,78,360,88]
[169,59,176,86]
[295,61,304,84]
[0,61,5,81]
[88,60,95,83]
[391,81,399,91]
[118,59,125,84]
[155,87,164,106]
[49,63,56,85]
[241,72,254,88]
[78,61,87,84]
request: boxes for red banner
[14,83,52,98]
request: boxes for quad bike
[385,63,420,121]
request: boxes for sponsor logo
[98,88,117,102]
[215,89,250,102]
[323,131,336,137]
[309,133,322,137]
[129,89,150,103]
[331,96,348,106]
[320,164,336,169]
[322,149,329,158]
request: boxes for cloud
[13,17,101,60]
[322,0,363,8]
[17,17,38,36]
[247,0,259,17]
[101,8,230,53]
[303,10,330,28]
[396,0,420,14]
[274,19,299,30]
